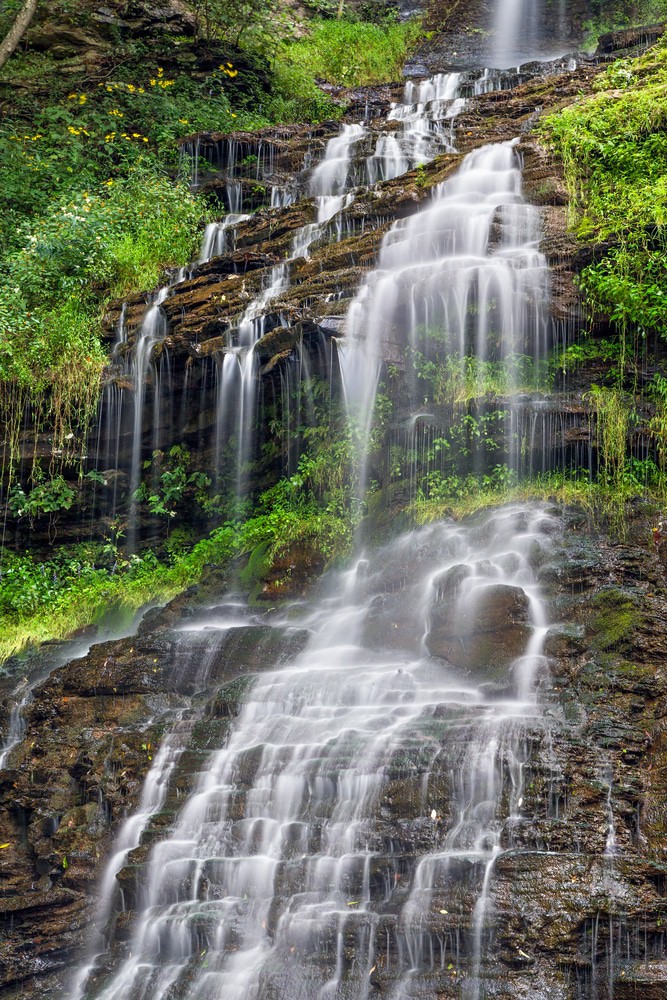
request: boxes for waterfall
[340,140,549,497]
[72,43,583,1000]
[209,75,473,498]
[73,505,558,1000]
[492,0,571,67]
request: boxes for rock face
[1,506,666,998]
[0,605,312,996]
[427,577,531,672]
[5,54,621,554]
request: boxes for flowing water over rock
[492,0,570,67]
[76,505,559,1000]
[6,17,667,1000]
[340,139,548,491]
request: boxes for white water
[76,39,569,1000]
[125,284,169,551]
[492,0,571,66]
[210,76,471,493]
[340,139,548,492]
[75,505,558,1000]
[71,734,186,999]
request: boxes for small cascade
[74,505,559,1000]
[0,683,28,770]
[199,212,250,263]
[70,732,187,1000]
[125,285,169,551]
[340,140,549,494]
[386,72,464,167]
[310,123,366,222]
[602,761,618,857]
[208,122,376,494]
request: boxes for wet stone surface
[0,506,666,998]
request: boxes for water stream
[340,139,548,495]
[72,8,583,996]
[77,506,558,1000]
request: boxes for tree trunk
[0,0,40,73]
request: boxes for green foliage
[0,164,207,486]
[581,1,667,50]
[539,35,667,345]
[0,546,106,619]
[5,167,205,306]
[265,59,343,123]
[133,446,212,521]
[407,465,525,522]
[185,0,292,53]
[7,475,75,523]
[280,17,420,88]
[414,351,550,404]
[0,66,262,254]
[550,334,622,377]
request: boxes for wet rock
[427,582,531,673]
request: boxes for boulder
[427,580,531,674]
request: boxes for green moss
[589,587,642,651]
[239,541,272,598]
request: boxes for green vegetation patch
[539,34,667,341]
[281,17,420,88]
[589,587,642,651]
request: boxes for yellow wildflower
[149,78,156,86]
[127,83,136,92]
[178,118,189,124]
[157,67,164,77]
[67,93,77,99]
[104,179,114,186]
[79,95,87,103]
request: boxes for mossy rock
[589,587,642,651]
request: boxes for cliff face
[6,59,621,554]
[1,507,666,998]
[1,9,667,999]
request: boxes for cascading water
[340,139,548,494]
[72,32,597,1000]
[93,66,501,521]
[492,0,571,67]
[75,505,558,1000]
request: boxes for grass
[406,467,667,528]
[281,17,421,88]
